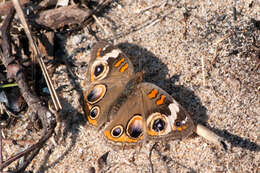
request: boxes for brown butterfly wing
[103,87,147,144]
[85,41,134,84]
[103,82,195,144]
[139,82,195,139]
[83,41,134,127]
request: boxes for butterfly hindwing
[103,89,146,144]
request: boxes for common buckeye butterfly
[82,41,227,148]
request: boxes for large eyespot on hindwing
[126,115,144,139]
[90,60,109,81]
[104,119,144,143]
[146,112,168,136]
[85,84,106,104]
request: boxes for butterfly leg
[196,124,229,150]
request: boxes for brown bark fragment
[0,0,30,16]
[34,5,91,30]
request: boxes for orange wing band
[115,58,125,67]
[148,89,158,99]
[156,95,166,105]
[120,63,129,72]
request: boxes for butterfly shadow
[117,42,260,152]
[117,42,209,125]
[117,42,208,172]
[209,126,260,152]
[36,39,260,172]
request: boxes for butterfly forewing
[139,82,195,139]
[83,41,134,127]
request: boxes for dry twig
[12,0,62,111]
[148,142,158,173]
[0,125,2,173]
[0,7,56,172]
[196,124,228,150]
[212,31,233,66]
[92,14,110,36]
[2,139,35,146]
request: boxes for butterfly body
[83,41,195,145]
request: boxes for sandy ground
[3,0,260,173]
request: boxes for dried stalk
[12,0,62,111]
[0,126,2,173]
[196,124,228,150]
[0,7,56,171]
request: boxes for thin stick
[81,0,113,28]
[110,9,175,40]
[136,0,167,14]
[12,0,62,111]
[253,60,260,72]
[0,129,53,170]
[92,14,110,36]
[149,142,158,173]
[196,123,228,150]
[0,126,2,173]
[145,10,172,29]
[212,32,233,66]
[201,55,206,86]
[2,139,35,145]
